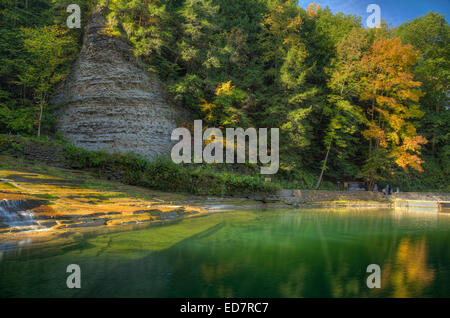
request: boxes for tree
[259,0,302,72]
[0,0,85,136]
[316,27,368,188]
[395,12,450,155]
[18,25,77,136]
[201,81,250,128]
[104,0,172,59]
[260,1,322,172]
[358,37,427,188]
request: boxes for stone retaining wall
[276,189,450,206]
[277,189,389,204]
[391,192,450,201]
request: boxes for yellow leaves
[102,13,122,37]
[122,22,134,38]
[215,81,234,96]
[203,130,225,147]
[376,96,398,108]
[261,1,303,50]
[386,131,400,146]
[363,122,387,147]
[200,98,212,112]
[387,238,435,297]
[388,114,405,132]
[288,15,303,29]
[200,98,215,122]
[201,81,248,128]
[396,87,422,102]
[404,122,418,136]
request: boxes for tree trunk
[369,97,375,155]
[316,141,332,189]
[368,178,374,192]
[37,99,44,137]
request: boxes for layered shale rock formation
[53,6,188,160]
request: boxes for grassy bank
[0,135,279,196]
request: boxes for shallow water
[0,208,449,298]
[0,199,37,229]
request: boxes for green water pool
[0,208,449,297]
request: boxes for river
[0,208,449,297]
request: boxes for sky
[298,0,449,27]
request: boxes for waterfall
[0,199,37,229]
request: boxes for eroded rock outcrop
[53,6,189,160]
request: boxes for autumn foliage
[359,38,427,174]
[1,1,448,191]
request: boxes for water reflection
[0,238,33,262]
[382,237,435,297]
[0,209,448,297]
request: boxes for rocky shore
[1,154,448,245]
[0,158,208,243]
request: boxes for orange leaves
[361,38,420,89]
[396,87,422,103]
[306,3,321,17]
[365,38,419,69]
[401,135,428,152]
[394,153,424,172]
[359,37,427,172]
[392,136,428,172]
[376,96,400,109]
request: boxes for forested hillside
[1,0,448,191]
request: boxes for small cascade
[0,199,42,231]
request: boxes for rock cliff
[53,6,189,160]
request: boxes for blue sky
[298,0,449,27]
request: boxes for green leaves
[394,11,450,156]
[201,81,250,128]
[16,25,78,135]
[0,1,82,136]
[281,106,313,149]
[0,1,447,190]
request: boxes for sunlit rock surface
[0,163,205,241]
[53,6,189,160]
